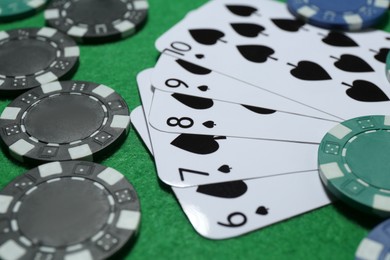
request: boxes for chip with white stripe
[0,161,141,260]
[0,27,79,96]
[44,0,149,44]
[0,80,130,165]
[355,218,390,260]
[318,115,390,217]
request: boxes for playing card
[172,171,331,239]
[134,69,332,240]
[155,0,390,120]
[148,88,338,144]
[132,105,332,240]
[136,69,319,187]
[130,106,154,154]
[152,53,340,121]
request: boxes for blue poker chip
[287,0,390,31]
[355,219,390,260]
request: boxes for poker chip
[44,0,149,44]
[0,27,79,95]
[0,161,141,260]
[0,0,48,22]
[287,0,390,31]
[0,80,131,165]
[355,219,390,260]
[318,115,390,217]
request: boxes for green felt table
[0,1,389,259]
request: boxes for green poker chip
[318,115,390,217]
[0,0,48,22]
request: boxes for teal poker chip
[355,218,390,260]
[318,115,390,217]
[0,0,48,22]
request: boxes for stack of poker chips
[0,0,148,259]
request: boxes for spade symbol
[342,80,390,102]
[288,61,332,81]
[218,165,232,173]
[196,180,248,198]
[172,93,214,110]
[189,29,227,45]
[203,120,216,128]
[226,5,259,17]
[331,54,374,73]
[231,23,267,37]
[370,48,390,63]
[237,45,277,63]
[256,206,269,216]
[242,104,276,114]
[176,59,211,75]
[321,32,359,47]
[198,85,209,92]
[170,134,226,154]
[271,19,305,32]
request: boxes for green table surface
[0,1,388,259]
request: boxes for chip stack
[0,0,149,259]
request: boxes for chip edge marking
[0,240,26,260]
[116,210,141,230]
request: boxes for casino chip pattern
[44,0,149,43]
[0,27,79,95]
[0,161,141,260]
[318,115,390,217]
[287,0,390,31]
[0,81,131,165]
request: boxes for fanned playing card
[132,69,332,239]
[155,0,390,120]
[151,53,340,121]
[138,69,320,187]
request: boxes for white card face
[130,106,154,154]
[152,53,340,121]
[155,0,390,120]
[148,88,338,144]
[172,171,331,239]
[137,69,319,187]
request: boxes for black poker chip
[44,0,149,44]
[0,80,131,165]
[0,161,141,260]
[0,27,80,96]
